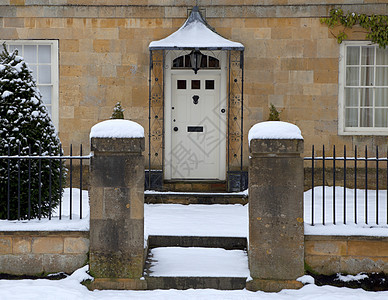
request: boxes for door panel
[171,74,222,179]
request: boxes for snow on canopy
[90,119,144,139]
[149,6,244,50]
[248,121,304,144]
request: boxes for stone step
[145,191,248,205]
[145,276,247,290]
[144,246,249,290]
[148,235,247,250]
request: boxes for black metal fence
[304,145,388,226]
[0,145,90,221]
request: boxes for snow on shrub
[0,44,65,220]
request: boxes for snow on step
[148,247,249,277]
[144,204,248,237]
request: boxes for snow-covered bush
[110,101,125,119]
[0,44,65,220]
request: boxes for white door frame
[164,50,227,180]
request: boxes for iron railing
[305,145,388,226]
[0,144,90,221]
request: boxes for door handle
[173,127,178,132]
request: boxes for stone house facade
[0,1,387,190]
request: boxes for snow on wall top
[149,6,244,50]
[90,119,144,139]
[248,121,303,144]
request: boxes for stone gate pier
[246,121,305,292]
[88,120,146,290]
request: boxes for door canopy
[149,6,244,51]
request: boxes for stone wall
[0,231,89,275]
[1,231,388,276]
[1,2,386,162]
[305,235,388,275]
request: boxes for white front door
[169,73,225,180]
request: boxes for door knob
[192,95,199,105]
[221,108,226,113]
[174,127,178,132]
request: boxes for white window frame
[1,40,59,130]
[339,41,388,135]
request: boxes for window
[172,54,220,69]
[2,40,59,129]
[339,42,388,135]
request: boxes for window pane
[375,108,388,127]
[346,108,358,127]
[360,67,374,86]
[205,80,215,90]
[45,105,52,117]
[361,46,375,65]
[38,65,51,84]
[38,85,52,104]
[360,108,373,127]
[347,46,360,65]
[185,55,191,68]
[38,45,51,63]
[177,80,186,90]
[191,80,200,89]
[345,88,358,106]
[376,67,388,86]
[346,67,359,86]
[8,45,19,54]
[376,47,388,65]
[200,55,207,68]
[173,56,184,68]
[375,89,388,107]
[29,65,37,78]
[360,88,373,106]
[209,56,220,68]
[24,45,37,63]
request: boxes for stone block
[64,237,90,254]
[348,240,388,257]
[91,137,145,154]
[305,240,347,256]
[250,139,303,156]
[12,237,31,254]
[314,70,338,84]
[0,237,12,254]
[289,70,314,84]
[340,256,388,274]
[93,39,110,53]
[87,278,147,290]
[32,237,63,254]
[246,279,303,292]
[60,106,75,119]
[305,254,342,275]
[89,252,144,278]
[0,254,43,275]
[42,253,88,274]
[10,0,25,5]
[281,58,308,71]
[4,17,24,28]
[271,27,292,39]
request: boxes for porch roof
[149,6,244,51]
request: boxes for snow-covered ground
[148,247,249,277]
[304,186,388,237]
[2,187,388,237]
[145,203,248,237]
[0,188,89,231]
[1,266,388,300]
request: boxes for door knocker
[192,95,199,105]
